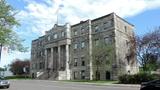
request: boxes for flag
[2,47,8,54]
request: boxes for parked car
[0,77,10,88]
[140,80,160,90]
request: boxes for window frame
[54,33,58,39]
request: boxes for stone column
[66,44,70,80]
[58,46,61,70]
[50,48,53,70]
[45,49,48,70]
[88,20,93,80]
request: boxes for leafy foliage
[0,0,28,61]
[92,40,114,80]
[118,73,160,84]
[0,0,19,44]
[0,67,5,71]
[92,41,114,67]
[10,59,30,75]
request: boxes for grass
[60,80,118,84]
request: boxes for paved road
[2,80,140,90]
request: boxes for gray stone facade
[30,13,138,80]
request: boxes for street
[1,80,140,90]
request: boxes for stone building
[30,13,138,80]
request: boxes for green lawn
[60,80,118,84]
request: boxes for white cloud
[2,0,159,66]
[16,0,160,36]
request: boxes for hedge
[118,73,160,84]
[5,75,31,79]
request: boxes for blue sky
[0,0,160,67]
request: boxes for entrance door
[96,71,100,80]
[106,71,110,80]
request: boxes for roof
[71,20,89,27]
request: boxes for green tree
[0,0,27,62]
[0,67,5,76]
[141,53,158,71]
[92,40,114,80]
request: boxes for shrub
[118,73,159,84]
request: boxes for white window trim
[74,43,78,49]
[81,42,85,48]
[61,31,65,37]
[74,30,78,35]
[54,34,58,39]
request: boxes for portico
[45,41,71,80]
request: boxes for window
[81,57,85,66]
[95,25,99,32]
[74,30,78,35]
[106,71,110,80]
[74,71,78,79]
[124,26,127,32]
[32,64,36,70]
[61,31,65,37]
[54,34,58,39]
[81,42,85,48]
[39,62,43,69]
[81,70,85,79]
[95,39,99,46]
[126,56,130,65]
[74,43,78,49]
[81,28,85,34]
[35,63,38,69]
[104,20,111,29]
[74,58,78,66]
[104,37,112,44]
[41,51,43,56]
[47,36,50,41]
[82,61,85,66]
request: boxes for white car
[0,77,10,88]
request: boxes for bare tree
[136,27,160,71]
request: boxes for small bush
[118,73,159,84]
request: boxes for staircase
[48,71,59,80]
[36,70,59,80]
[36,71,48,80]
[36,70,68,80]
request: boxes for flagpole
[56,8,59,25]
[56,4,64,25]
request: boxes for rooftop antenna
[56,4,64,25]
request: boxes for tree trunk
[0,44,2,62]
[96,64,100,81]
